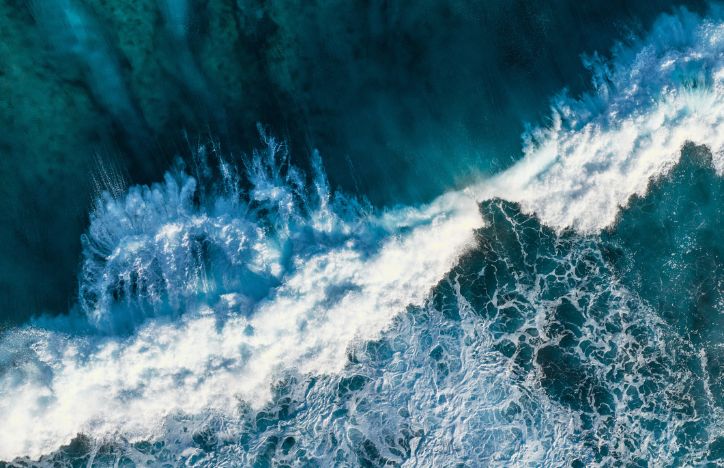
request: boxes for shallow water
[0,1,722,466]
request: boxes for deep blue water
[0,1,722,466]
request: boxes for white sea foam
[476,6,724,232]
[0,137,481,460]
[1,6,723,463]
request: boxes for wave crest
[481,6,724,232]
[79,132,376,334]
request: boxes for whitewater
[0,6,722,466]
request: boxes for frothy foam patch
[0,137,481,460]
[476,7,724,232]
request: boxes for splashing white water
[0,134,482,460]
[477,6,724,232]
[1,6,723,463]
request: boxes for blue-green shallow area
[0,0,708,324]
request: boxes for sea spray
[0,133,482,460]
[478,6,724,231]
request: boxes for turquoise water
[0,0,708,321]
[0,1,722,466]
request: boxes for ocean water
[0,0,709,321]
[0,2,722,467]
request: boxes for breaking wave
[480,5,724,231]
[0,6,722,466]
